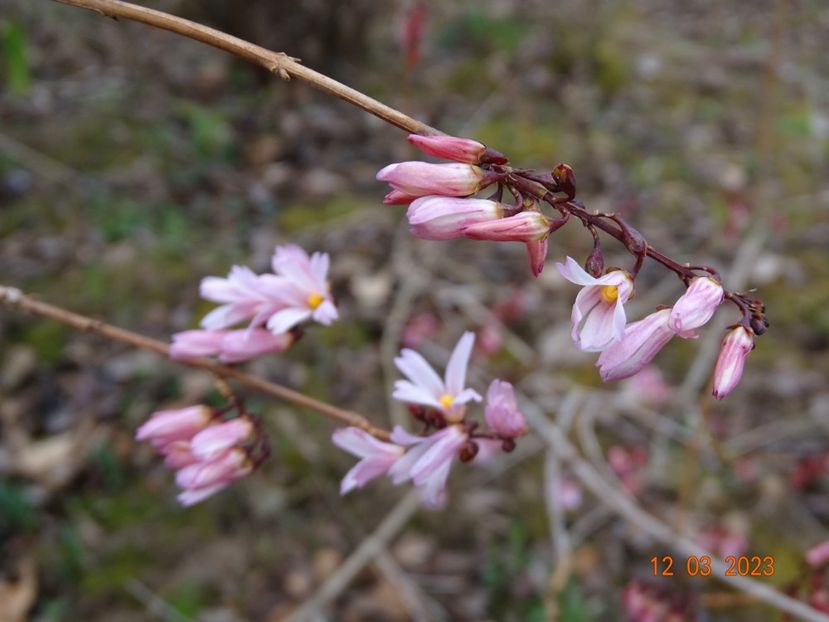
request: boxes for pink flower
[136,405,212,448]
[136,407,262,506]
[170,329,294,363]
[200,266,286,331]
[264,244,339,334]
[332,427,405,494]
[596,309,693,381]
[621,366,673,407]
[388,425,468,508]
[175,448,252,506]
[392,331,482,422]
[463,211,551,277]
[484,380,527,438]
[712,326,754,399]
[556,256,635,352]
[377,161,492,197]
[190,419,254,459]
[408,134,507,164]
[669,276,724,332]
[550,477,582,511]
[406,196,503,240]
[806,541,829,569]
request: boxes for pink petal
[394,349,444,396]
[391,380,443,410]
[267,307,313,334]
[556,256,601,286]
[177,483,228,506]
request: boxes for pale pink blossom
[597,309,694,381]
[175,448,252,506]
[332,427,405,494]
[392,331,482,422]
[669,276,724,332]
[170,329,293,363]
[190,419,254,460]
[406,196,503,240]
[199,265,286,331]
[136,405,212,448]
[377,161,492,197]
[556,256,635,352]
[388,425,468,508]
[408,134,507,164]
[264,244,338,334]
[484,380,527,438]
[806,541,829,569]
[464,211,551,276]
[137,407,260,506]
[712,326,754,399]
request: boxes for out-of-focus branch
[51,0,439,137]
[0,285,391,441]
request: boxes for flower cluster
[333,332,528,507]
[136,405,267,505]
[377,134,768,398]
[170,244,337,363]
[378,135,552,276]
[557,259,752,398]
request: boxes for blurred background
[1,1,828,620]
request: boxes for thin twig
[52,0,439,137]
[283,492,421,622]
[0,285,391,441]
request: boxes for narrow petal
[394,349,444,396]
[570,287,602,346]
[392,380,444,410]
[177,483,228,506]
[578,302,618,352]
[311,299,339,325]
[266,307,312,334]
[444,331,475,395]
[556,256,601,286]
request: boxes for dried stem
[0,285,391,441]
[52,0,439,136]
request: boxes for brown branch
[0,285,391,441]
[52,0,440,137]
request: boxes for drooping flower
[407,134,507,164]
[388,425,468,508]
[484,380,527,438]
[463,211,551,277]
[406,196,503,240]
[712,326,754,399]
[263,244,338,334]
[377,161,494,197]
[136,407,263,506]
[332,427,405,494]
[170,329,294,363]
[556,256,635,352]
[392,331,482,422]
[669,276,724,333]
[596,309,696,381]
[199,265,286,331]
[136,405,212,449]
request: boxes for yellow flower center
[439,394,454,409]
[600,285,619,303]
[307,293,325,309]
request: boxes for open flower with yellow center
[261,244,338,334]
[392,331,482,422]
[556,256,634,352]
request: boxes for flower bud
[407,134,488,164]
[383,189,419,205]
[484,380,528,438]
[377,162,490,197]
[712,326,754,399]
[190,418,255,460]
[136,405,212,447]
[170,330,225,360]
[669,277,724,332]
[462,211,550,242]
[596,309,677,381]
[406,196,503,240]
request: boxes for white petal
[556,256,601,286]
[392,380,443,410]
[444,331,475,395]
[394,349,444,396]
[266,308,312,334]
